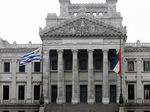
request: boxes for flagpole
[40,40,44,106]
[119,36,123,105]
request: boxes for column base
[11,98,16,103]
[102,97,109,104]
[26,98,32,103]
[44,98,50,104]
[72,98,79,104]
[87,98,95,104]
[57,97,65,104]
[136,98,142,104]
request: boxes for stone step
[45,103,119,112]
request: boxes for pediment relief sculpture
[40,15,126,37]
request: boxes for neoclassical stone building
[0,0,150,112]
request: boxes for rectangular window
[144,85,150,99]
[94,59,102,70]
[4,62,10,72]
[18,85,25,100]
[79,59,87,70]
[144,61,150,71]
[34,62,40,72]
[3,85,9,100]
[128,61,134,72]
[64,60,72,70]
[128,84,134,100]
[19,65,25,72]
[34,85,40,100]
[51,60,57,70]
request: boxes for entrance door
[66,85,72,103]
[110,85,116,103]
[80,85,87,103]
[51,85,57,103]
[95,85,102,103]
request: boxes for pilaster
[26,62,32,103]
[87,49,95,104]
[43,49,50,103]
[72,49,79,104]
[136,57,143,103]
[11,59,17,103]
[102,49,109,104]
[57,49,65,104]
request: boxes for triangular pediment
[40,15,126,37]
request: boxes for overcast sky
[0,0,150,44]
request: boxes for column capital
[87,49,94,53]
[72,49,78,53]
[57,49,63,54]
[136,57,142,62]
[102,49,109,53]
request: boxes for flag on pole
[112,48,122,77]
[20,48,42,65]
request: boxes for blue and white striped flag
[20,48,42,65]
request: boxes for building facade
[0,0,150,112]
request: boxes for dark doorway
[51,85,57,103]
[80,85,87,103]
[66,85,72,103]
[110,85,116,103]
[95,85,102,103]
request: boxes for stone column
[136,57,143,103]
[57,49,65,104]
[87,49,95,104]
[72,49,79,104]
[26,62,32,103]
[117,75,120,103]
[11,59,17,103]
[43,49,50,103]
[102,49,109,104]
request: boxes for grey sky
[0,0,150,44]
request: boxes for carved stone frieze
[40,15,126,37]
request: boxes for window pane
[34,62,40,72]
[3,85,9,100]
[144,85,150,99]
[18,85,25,100]
[51,60,57,70]
[144,61,150,71]
[128,61,134,71]
[4,62,10,72]
[64,60,72,70]
[79,59,87,70]
[128,84,134,100]
[34,85,40,100]
[19,65,25,72]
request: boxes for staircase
[45,103,119,112]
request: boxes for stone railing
[125,41,150,47]
[7,44,41,48]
